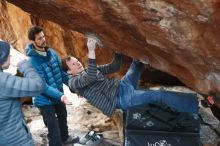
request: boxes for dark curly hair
[61,56,71,72]
[28,26,43,41]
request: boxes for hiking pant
[118,61,198,113]
[39,102,69,146]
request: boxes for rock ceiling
[4,0,220,106]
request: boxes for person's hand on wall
[87,37,97,52]
[87,38,97,59]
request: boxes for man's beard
[36,43,46,49]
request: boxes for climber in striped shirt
[62,38,198,117]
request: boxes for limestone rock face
[5,0,220,102]
[0,1,31,52]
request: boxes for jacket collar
[25,43,50,59]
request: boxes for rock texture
[0,1,32,52]
[5,0,220,106]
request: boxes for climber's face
[66,56,84,75]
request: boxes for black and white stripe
[69,54,122,117]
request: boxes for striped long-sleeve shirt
[68,54,122,117]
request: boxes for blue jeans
[118,61,198,113]
[39,102,69,146]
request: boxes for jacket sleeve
[97,53,122,74]
[0,60,45,98]
[31,61,64,100]
[68,59,98,90]
[61,70,71,86]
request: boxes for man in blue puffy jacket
[25,26,79,146]
[0,40,45,146]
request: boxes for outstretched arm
[29,59,71,104]
[88,37,122,74]
[0,60,45,98]
[68,38,98,90]
[97,53,122,74]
